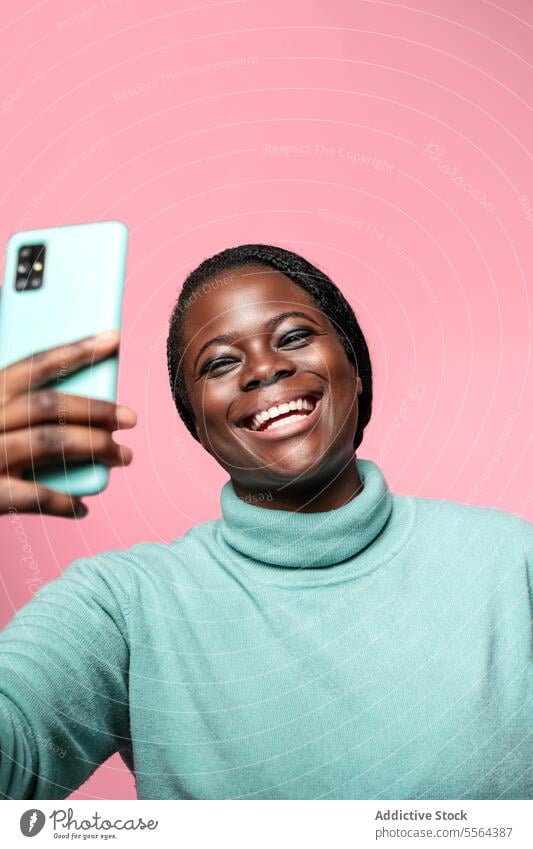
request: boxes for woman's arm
[0,552,132,799]
[0,334,137,797]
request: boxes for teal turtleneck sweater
[1,459,532,800]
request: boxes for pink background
[0,0,531,799]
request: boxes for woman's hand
[0,330,137,518]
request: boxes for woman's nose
[239,350,296,392]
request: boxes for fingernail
[120,445,133,463]
[95,330,119,344]
[75,503,88,518]
[117,406,137,426]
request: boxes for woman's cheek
[327,359,360,422]
[201,382,235,435]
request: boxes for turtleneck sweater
[0,458,532,800]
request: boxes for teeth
[263,414,308,431]
[249,396,317,431]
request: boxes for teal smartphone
[0,220,128,496]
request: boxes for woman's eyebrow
[193,310,320,369]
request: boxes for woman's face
[180,265,363,489]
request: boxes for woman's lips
[238,396,323,441]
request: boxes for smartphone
[0,220,128,496]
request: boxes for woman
[0,244,531,800]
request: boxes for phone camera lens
[17,262,29,274]
[29,277,41,288]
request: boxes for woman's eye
[201,357,236,375]
[280,328,314,347]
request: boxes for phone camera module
[16,243,46,291]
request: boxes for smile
[239,394,323,439]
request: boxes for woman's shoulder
[52,517,221,620]
[75,516,221,579]
[402,491,533,554]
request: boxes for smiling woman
[167,244,373,511]
[0,244,532,801]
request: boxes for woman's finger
[0,330,120,400]
[0,477,87,518]
[0,390,137,433]
[1,425,133,472]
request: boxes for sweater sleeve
[0,554,131,800]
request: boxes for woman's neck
[230,455,364,513]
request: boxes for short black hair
[167,243,373,451]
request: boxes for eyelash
[200,327,315,375]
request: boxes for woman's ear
[350,361,363,397]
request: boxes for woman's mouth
[238,394,323,440]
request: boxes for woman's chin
[251,451,330,488]
[216,423,344,484]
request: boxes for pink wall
[0,0,531,799]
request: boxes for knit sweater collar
[218,458,393,568]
